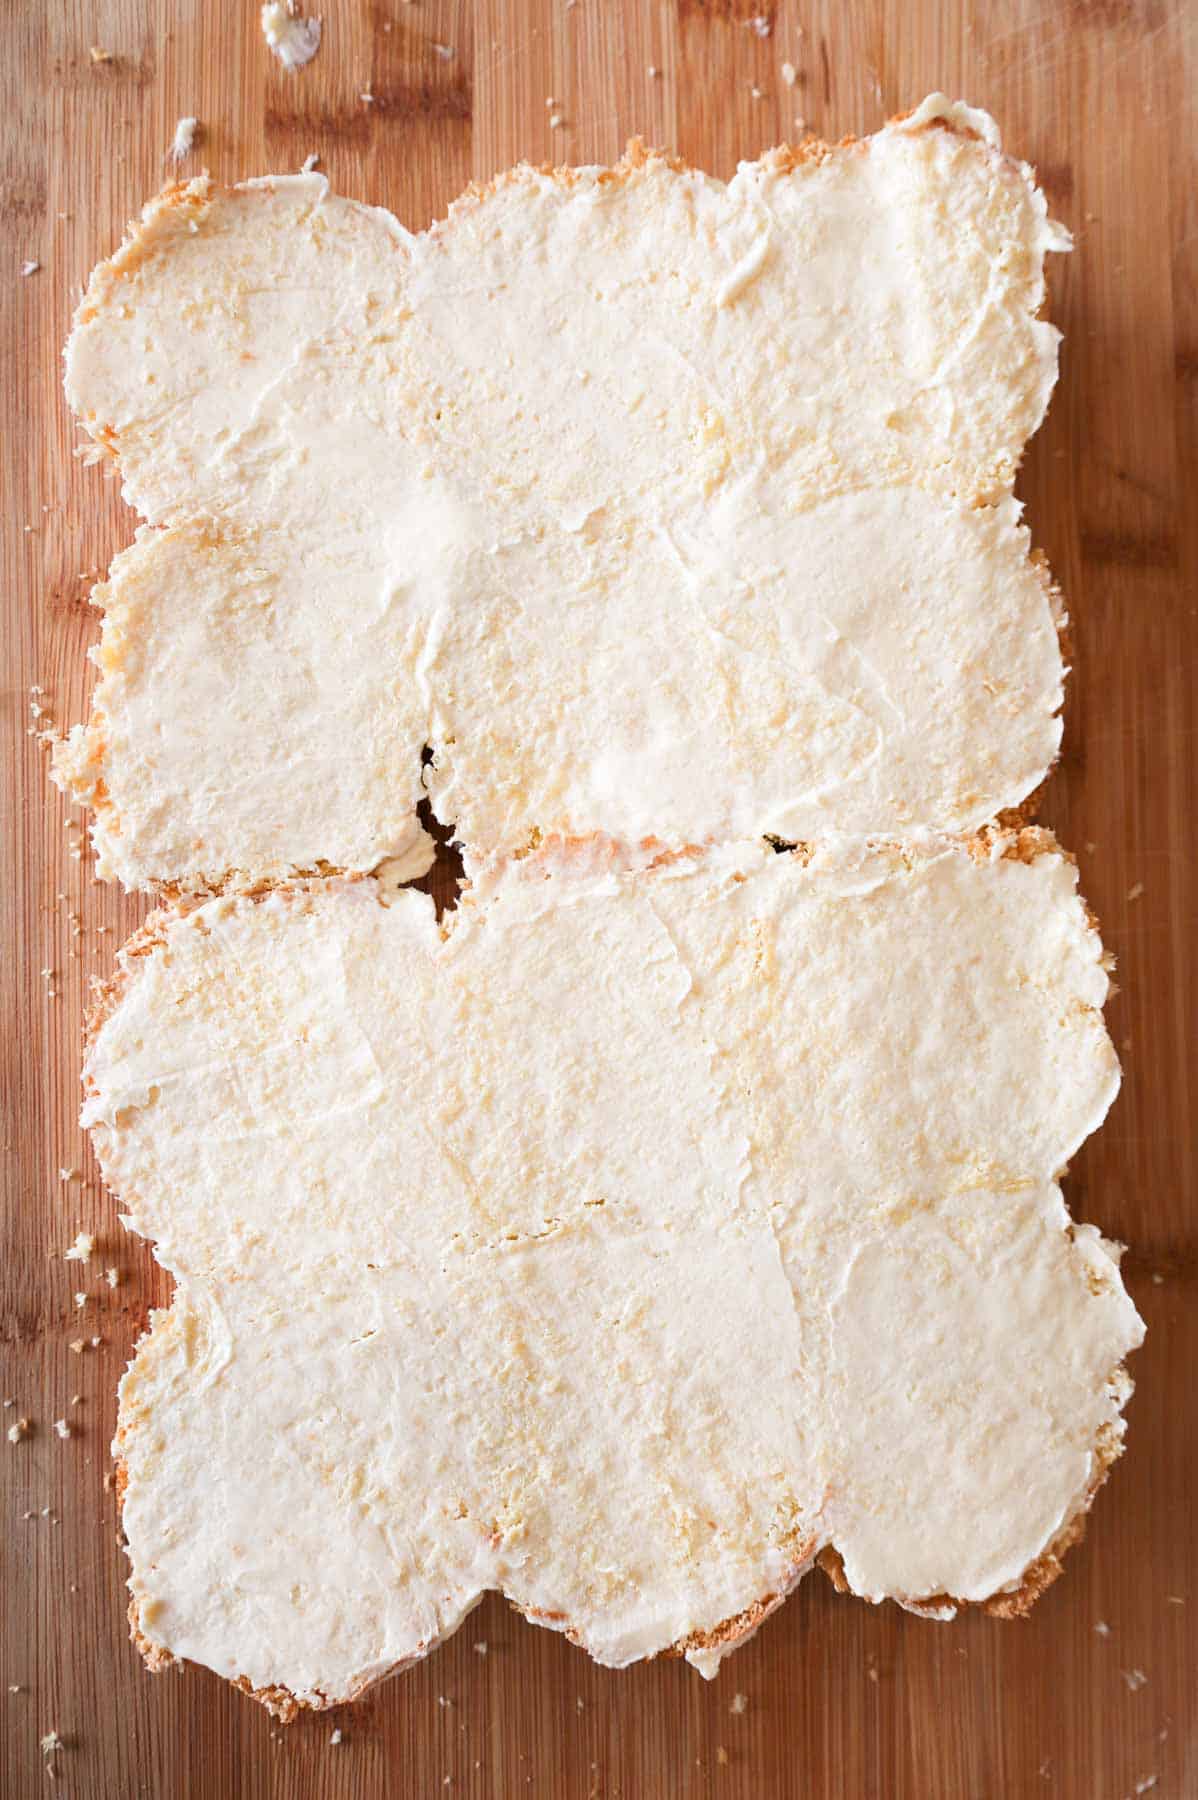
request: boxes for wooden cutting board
[3,1,1194,1794]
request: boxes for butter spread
[85,835,1142,1704]
[58,102,1070,888]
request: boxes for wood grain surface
[2,1,1194,1795]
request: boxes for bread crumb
[433,42,455,59]
[360,92,374,104]
[21,260,40,277]
[748,14,771,35]
[167,117,199,163]
[1094,1620,1111,1636]
[89,46,113,63]
[1166,1595,1185,1604]
[69,1340,85,1355]
[40,1731,63,1754]
[63,1233,94,1263]
[730,1692,747,1714]
[103,1471,114,1491]
[750,85,764,100]
[1127,882,1144,902]
[301,153,320,173]
[716,1746,729,1766]
[549,113,564,129]
[53,1419,71,1439]
[7,1417,30,1444]
[647,65,658,78]
[90,1336,102,1348]
[261,2,321,69]
[781,61,797,86]
[473,1640,488,1656]
[1122,1667,1148,1692]
[329,1727,342,1744]
[105,1268,119,1288]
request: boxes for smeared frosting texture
[85,835,1142,1707]
[58,101,1069,888]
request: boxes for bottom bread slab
[82,833,1142,1713]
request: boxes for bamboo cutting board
[2,2,1194,1795]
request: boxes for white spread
[85,836,1142,1705]
[58,106,1070,889]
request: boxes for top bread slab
[57,97,1070,891]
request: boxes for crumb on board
[1095,1620,1112,1637]
[168,117,199,162]
[261,2,322,70]
[329,1727,343,1745]
[21,260,40,277]
[53,1419,71,1439]
[7,1417,31,1445]
[781,61,797,86]
[105,1268,119,1287]
[730,1692,748,1714]
[1127,882,1144,902]
[63,1233,94,1263]
[1122,1668,1148,1692]
[89,46,113,63]
[473,1641,488,1656]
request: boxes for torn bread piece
[85,833,1141,1711]
[59,99,1070,887]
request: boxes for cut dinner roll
[58,98,1070,888]
[85,834,1142,1711]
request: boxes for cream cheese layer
[85,835,1141,1706]
[59,100,1070,887]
